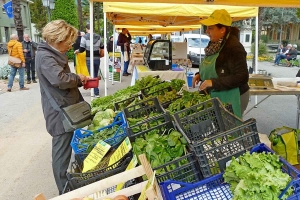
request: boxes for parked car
[184,34,210,67]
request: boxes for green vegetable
[224,151,293,200]
[105,109,116,118]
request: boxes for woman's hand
[199,80,212,91]
[22,63,26,68]
[192,73,200,88]
[78,74,88,85]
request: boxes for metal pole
[47,7,51,22]
[199,27,202,64]
[255,16,259,105]
[89,1,94,98]
[104,12,107,96]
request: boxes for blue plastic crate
[70,112,127,154]
[160,143,300,200]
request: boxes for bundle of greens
[224,152,293,200]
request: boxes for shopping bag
[269,126,299,165]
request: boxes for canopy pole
[89,1,94,98]
[111,24,115,85]
[255,15,259,105]
[199,27,202,64]
[104,12,108,96]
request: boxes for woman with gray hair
[35,20,89,194]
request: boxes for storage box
[160,143,300,200]
[173,98,243,144]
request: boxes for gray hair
[10,34,18,40]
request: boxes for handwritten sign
[108,137,132,166]
[115,154,138,191]
[82,140,111,173]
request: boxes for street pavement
[0,52,299,199]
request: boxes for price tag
[82,140,111,173]
[115,154,138,191]
[108,137,132,166]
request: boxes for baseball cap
[200,9,232,26]
[293,44,297,48]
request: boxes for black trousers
[52,132,73,193]
[25,57,35,81]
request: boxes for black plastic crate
[66,151,133,190]
[114,94,143,111]
[153,153,202,184]
[194,118,260,178]
[173,98,243,144]
[127,112,174,139]
[123,97,165,127]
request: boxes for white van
[184,34,210,66]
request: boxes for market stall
[247,77,300,129]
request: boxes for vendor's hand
[23,49,28,53]
[74,50,79,54]
[192,74,200,88]
[78,74,88,85]
[22,63,25,68]
[199,80,212,91]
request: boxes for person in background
[192,9,249,118]
[148,34,153,42]
[22,34,38,84]
[7,34,28,92]
[35,20,89,195]
[285,44,298,67]
[274,44,292,66]
[73,31,89,76]
[138,37,142,44]
[75,24,104,97]
[277,44,286,55]
[107,36,114,53]
[117,28,131,76]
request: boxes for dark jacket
[212,28,249,95]
[287,49,298,59]
[22,40,37,59]
[107,40,113,53]
[73,35,82,50]
[78,32,104,58]
[117,33,131,52]
[36,42,83,136]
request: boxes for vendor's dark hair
[216,24,239,39]
[215,24,231,34]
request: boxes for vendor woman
[192,9,249,118]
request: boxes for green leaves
[224,152,292,200]
[132,129,187,174]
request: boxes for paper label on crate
[108,137,132,166]
[138,171,156,200]
[115,154,138,191]
[82,140,111,173]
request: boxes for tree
[51,0,79,28]
[12,0,24,41]
[29,0,48,35]
[76,0,84,31]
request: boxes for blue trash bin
[187,72,194,88]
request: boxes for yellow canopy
[97,0,300,8]
[104,3,258,26]
[115,25,202,33]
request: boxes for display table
[249,85,300,129]
[131,65,188,87]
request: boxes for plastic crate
[173,98,243,144]
[126,112,174,139]
[123,97,165,127]
[144,87,181,109]
[159,143,300,200]
[195,118,260,178]
[129,116,201,184]
[153,153,202,184]
[66,151,133,190]
[114,94,143,111]
[70,112,127,154]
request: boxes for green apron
[199,39,242,118]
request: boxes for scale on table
[249,73,274,89]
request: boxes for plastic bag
[269,126,299,165]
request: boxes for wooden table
[249,85,300,129]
